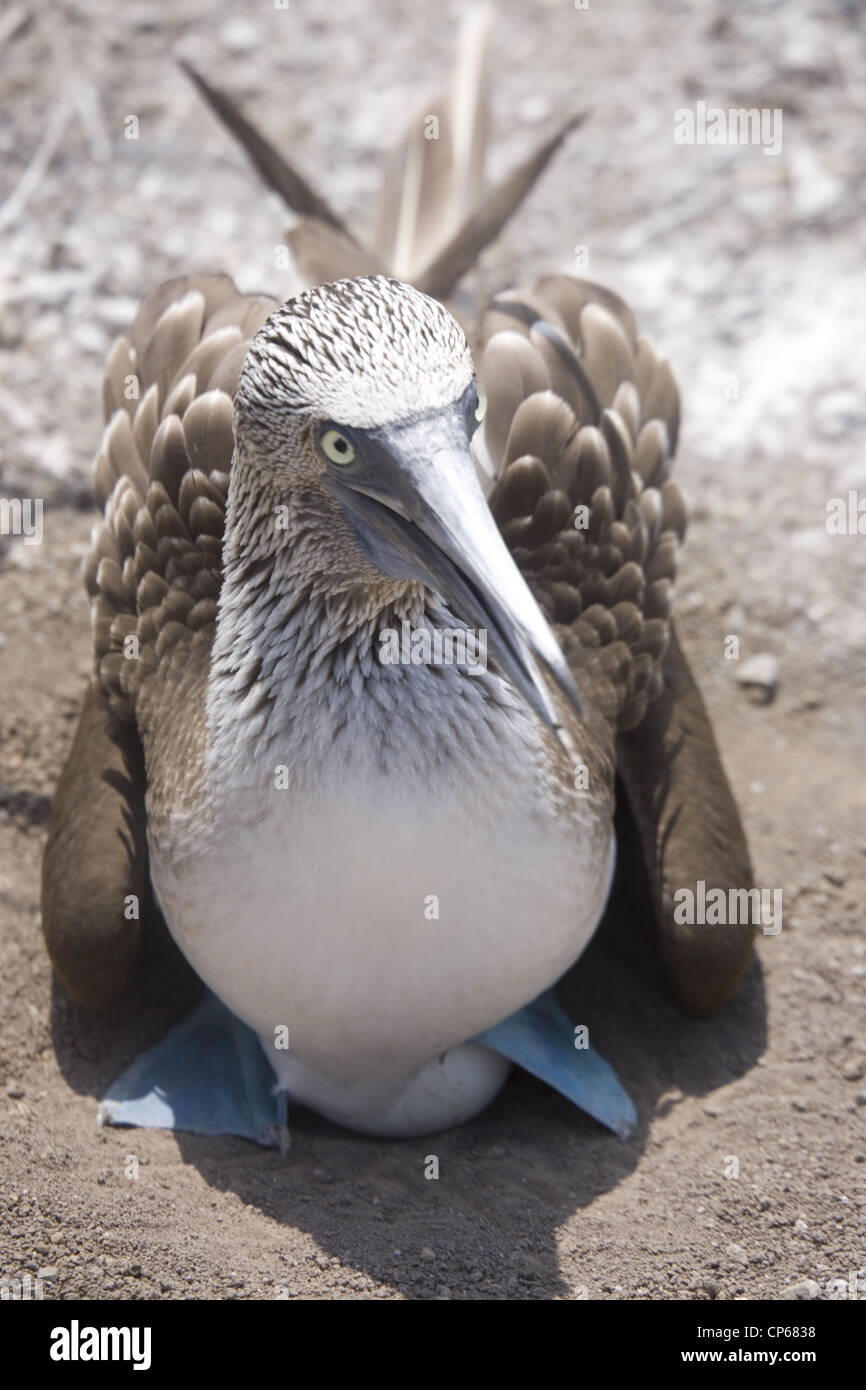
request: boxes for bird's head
[233,275,580,729]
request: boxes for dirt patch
[1,0,864,1299]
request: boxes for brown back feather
[84,277,275,817]
[476,276,684,733]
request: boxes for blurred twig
[0,95,72,233]
[35,11,110,165]
[0,4,29,50]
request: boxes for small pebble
[813,389,864,440]
[780,1280,819,1300]
[736,653,779,704]
[726,604,747,631]
[219,18,260,53]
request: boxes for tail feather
[179,60,356,242]
[416,112,587,300]
[286,218,382,289]
[180,7,585,300]
[374,4,493,281]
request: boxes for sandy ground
[0,0,864,1300]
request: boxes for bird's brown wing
[475,275,755,1015]
[42,685,151,1010]
[616,622,755,1016]
[476,275,682,735]
[42,275,274,1007]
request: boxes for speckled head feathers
[235,275,475,433]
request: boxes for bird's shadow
[49,797,767,1299]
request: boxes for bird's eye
[319,428,355,465]
[474,385,487,424]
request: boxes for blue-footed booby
[41,19,756,1142]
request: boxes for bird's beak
[329,405,582,731]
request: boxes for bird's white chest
[149,669,614,1089]
[152,755,611,1088]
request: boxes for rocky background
[0,0,864,1300]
